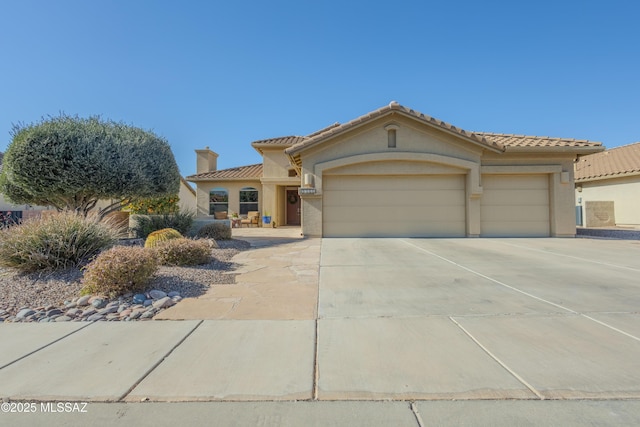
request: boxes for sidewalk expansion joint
[449,316,545,400]
[117,319,204,402]
[410,401,426,427]
[312,318,319,400]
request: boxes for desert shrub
[0,212,118,273]
[144,228,182,248]
[153,238,212,266]
[131,211,194,238]
[196,222,232,240]
[82,246,158,297]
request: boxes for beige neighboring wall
[0,194,54,221]
[179,178,197,212]
[577,175,640,226]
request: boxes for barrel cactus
[144,228,183,248]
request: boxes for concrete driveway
[318,237,640,400]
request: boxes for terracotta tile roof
[476,132,603,150]
[307,122,341,138]
[575,142,640,182]
[186,163,262,181]
[286,102,504,155]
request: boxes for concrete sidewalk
[2,233,640,425]
[4,401,640,427]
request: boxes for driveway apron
[317,237,640,400]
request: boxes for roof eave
[575,170,640,183]
[504,146,605,154]
[252,142,296,156]
[186,176,262,182]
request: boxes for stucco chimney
[195,147,218,173]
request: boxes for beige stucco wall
[262,148,294,178]
[576,175,640,226]
[179,180,197,213]
[296,115,578,237]
[194,179,262,217]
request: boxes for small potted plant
[262,211,272,225]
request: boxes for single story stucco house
[575,142,640,227]
[187,102,603,238]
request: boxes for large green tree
[0,115,180,219]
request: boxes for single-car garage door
[480,174,550,237]
[323,175,466,237]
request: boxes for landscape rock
[45,309,63,317]
[16,308,36,319]
[82,308,97,317]
[152,296,175,309]
[98,305,119,315]
[87,313,105,322]
[55,316,72,322]
[76,296,91,306]
[132,294,146,304]
[91,298,107,309]
[148,290,167,300]
[66,308,82,317]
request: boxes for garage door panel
[323,190,465,208]
[481,189,549,206]
[481,221,550,237]
[482,175,548,189]
[324,206,466,223]
[481,174,550,237]
[323,175,466,238]
[481,205,549,222]
[324,175,465,191]
[326,221,466,238]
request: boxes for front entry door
[286,190,301,225]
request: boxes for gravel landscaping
[0,239,251,322]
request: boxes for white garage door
[323,175,466,237]
[481,174,550,237]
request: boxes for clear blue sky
[1,0,638,177]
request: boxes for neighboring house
[574,142,640,227]
[178,177,197,212]
[0,152,55,223]
[94,176,197,214]
[187,102,603,238]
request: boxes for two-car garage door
[322,173,551,238]
[323,175,466,237]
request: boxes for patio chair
[240,211,259,227]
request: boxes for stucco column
[262,183,277,221]
[466,170,481,237]
[301,194,322,237]
[550,171,576,237]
